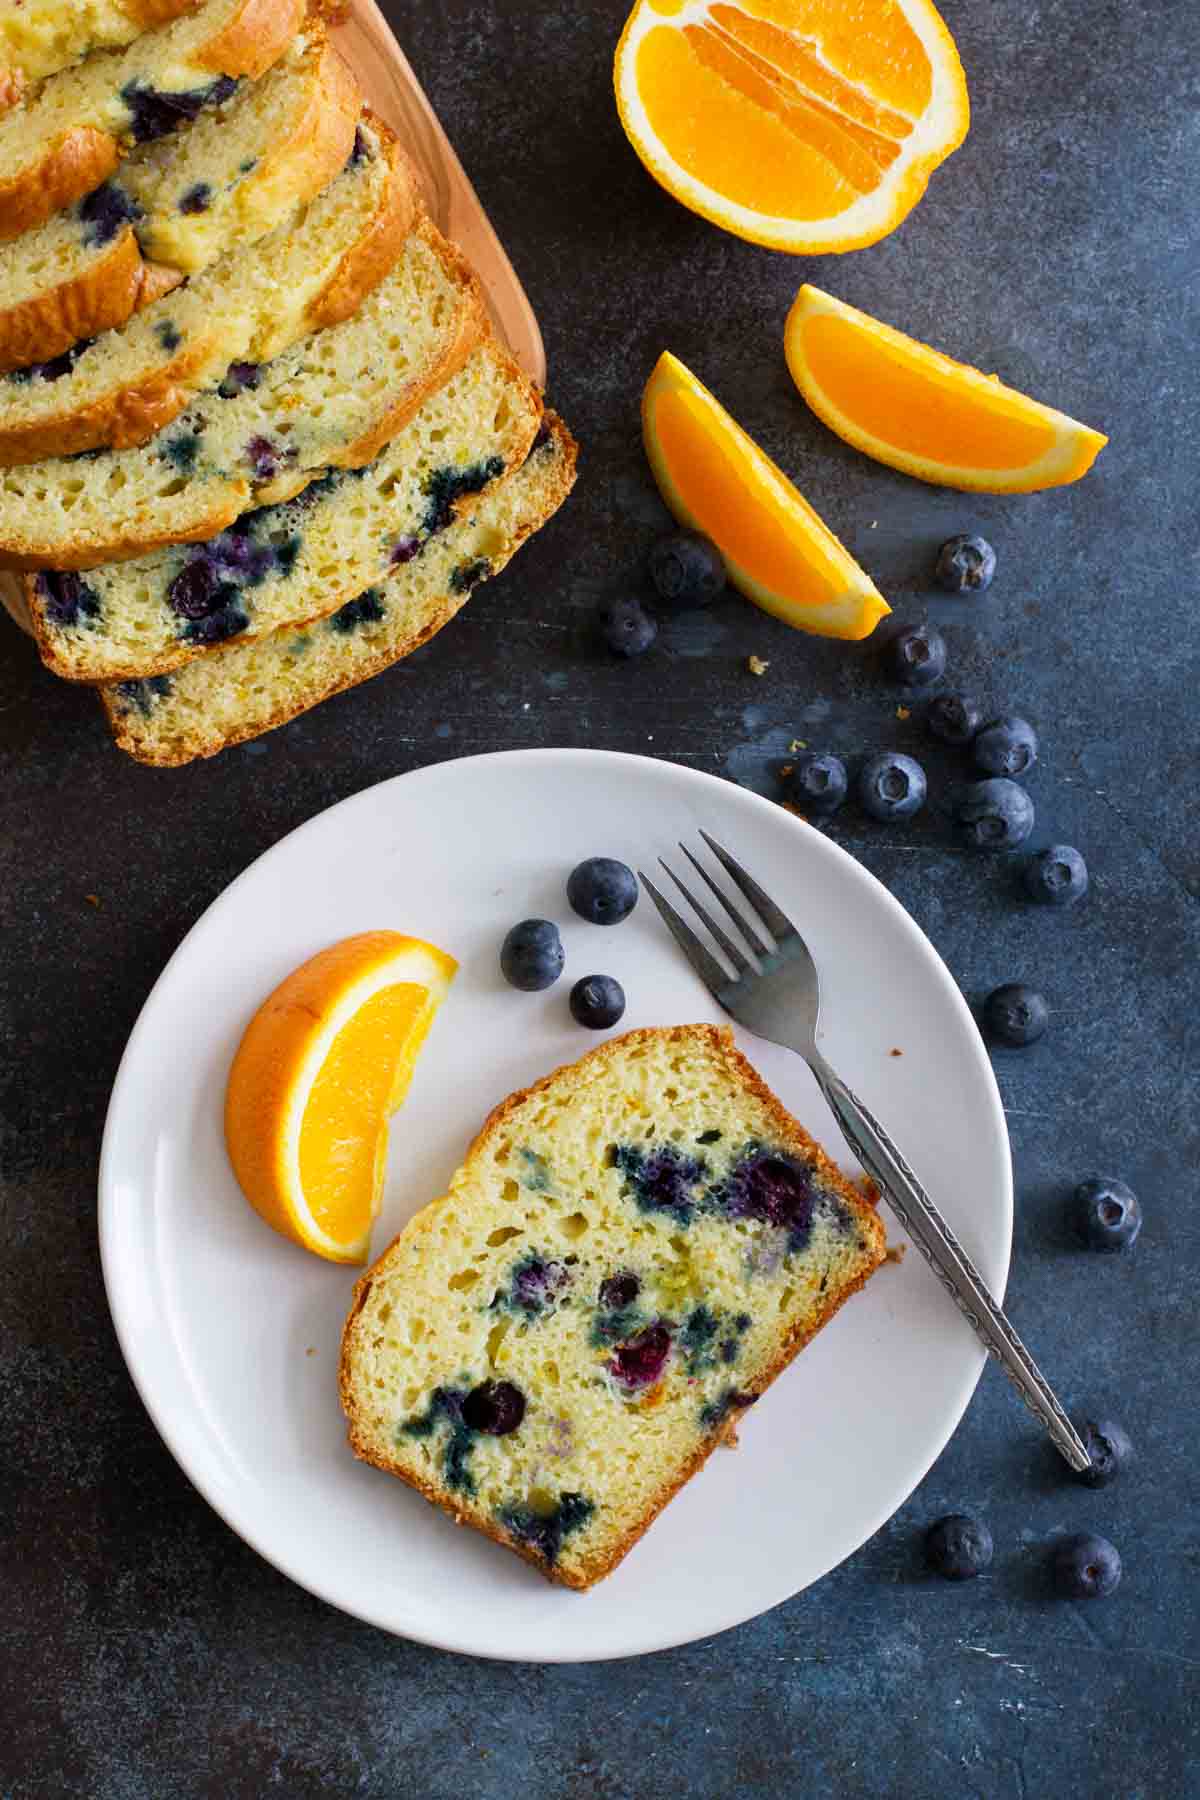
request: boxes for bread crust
[0,2,205,114]
[101,414,578,763]
[0,230,184,375]
[337,1022,886,1590]
[0,0,305,241]
[296,119,417,341]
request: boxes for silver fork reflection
[639,830,1092,1475]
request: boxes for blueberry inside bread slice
[0,214,486,569]
[339,1025,886,1590]
[100,413,578,764]
[0,0,305,240]
[27,339,542,680]
[0,29,359,375]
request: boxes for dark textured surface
[2,1,1198,1794]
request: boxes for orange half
[225,931,457,1264]
[786,284,1108,492]
[614,0,970,253]
[643,350,890,640]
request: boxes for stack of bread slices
[0,0,576,764]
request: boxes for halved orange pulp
[785,285,1108,492]
[614,0,970,253]
[643,349,890,640]
[225,931,457,1264]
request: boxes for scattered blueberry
[648,530,726,609]
[609,1323,672,1390]
[602,596,657,657]
[508,1255,571,1313]
[1024,844,1088,907]
[954,778,1035,849]
[570,974,626,1030]
[217,360,261,398]
[567,857,638,925]
[500,919,564,991]
[599,1272,640,1310]
[36,571,100,629]
[723,1149,814,1251]
[983,983,1048,1048]
[1077,1418,1134,1488]
[1073,1177,1142,1252]
[462,1380,526,1436]
[1053,1533,1121,1599]
[885,622,947,687]
[78,181,141,248]
[613,1143,705,1225]
[974,716,1039,778]
[788,751,848,817]
[935,534,996,594]
[927,691,983,746]
[421,456,505,535]
[121,74,238,143]
[858,752,927,821]
[926,1513,994,1580]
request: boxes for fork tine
[677,843,772,958]
[638,870,734,997]
[697,830,798,944]
[659,857,756,976]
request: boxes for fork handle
[809,1055,1092,1474]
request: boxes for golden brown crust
[101,415,579,763]
[0,231,185,374]
[338,1022,885,1590]
[193,0,306,79]
[301,117,417,335]
[0,494,245,574]
[0,128,121,244]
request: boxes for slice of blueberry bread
[100,412,577,763]
[0,214,486,568]
[339,1024,886,1590]
[0,114,414,464]
[0,0,305,240]
[0,2,204,110]
[0,29,359,374]
[27,339,541,680]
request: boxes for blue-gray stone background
[2,0,1197,1794]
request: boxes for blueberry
[567,857,638,925]
[36,571,99,629]
[602,596,657,657]
[178,181,212,214]
[462,1380,526,1436]
[599,1272,640,1309]
[1073,1177,1142,1252]
[609,1323,672,1390]
[500,919,564,991]
[974,716,1039,778]
[218,361,261,399]
[421,456,505,535]
[927,691,983,746]
[954,778,1034,849]
[858,752,927,821]
[648,531,726,608]
[935,534,996,594]
[788,751,847,817]
[885,622,947,687]
[925,1513,993,1580]
[78,181,141,248]
[1024,844,1088,907]
[121,74,238,143]
[983,983,1048,1047]
[1053,1533,1121,1599]
[245,435,295,481]
[1077,1418,1134,1488]
[570,975,626,1030]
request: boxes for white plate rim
[98,746,1012,1661]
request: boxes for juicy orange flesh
[297,981,429,1240]
[635,1,930,217]
[653,380,850,599]
[802,313,1059,468]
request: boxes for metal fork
[640,831,1092,1475]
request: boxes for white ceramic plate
[100,749,1011,1662]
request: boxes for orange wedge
[225,931,456,1265]
[643,350,890,640]
[614,0,970,254]
[785,285,1109,492]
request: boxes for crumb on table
[884,1244,908,1266]
[747,655,770,676]
[889,1047,903,1057]
[85,894,101,908]
[896,706,911,721]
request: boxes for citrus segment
[614,0,970,253]
[785,284,1108,492]
[225,931,457,1265]
[643,350,890,640]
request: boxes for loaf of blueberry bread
[0,113,414,463]
[0,27,359,373]
[0,213,485,567]
[100,412,578,763]
[0,0,305,240]
[339,1024,886,1589]
[0,2,204,109]
[27,338,541,678]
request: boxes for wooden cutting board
[0,0,545,636]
